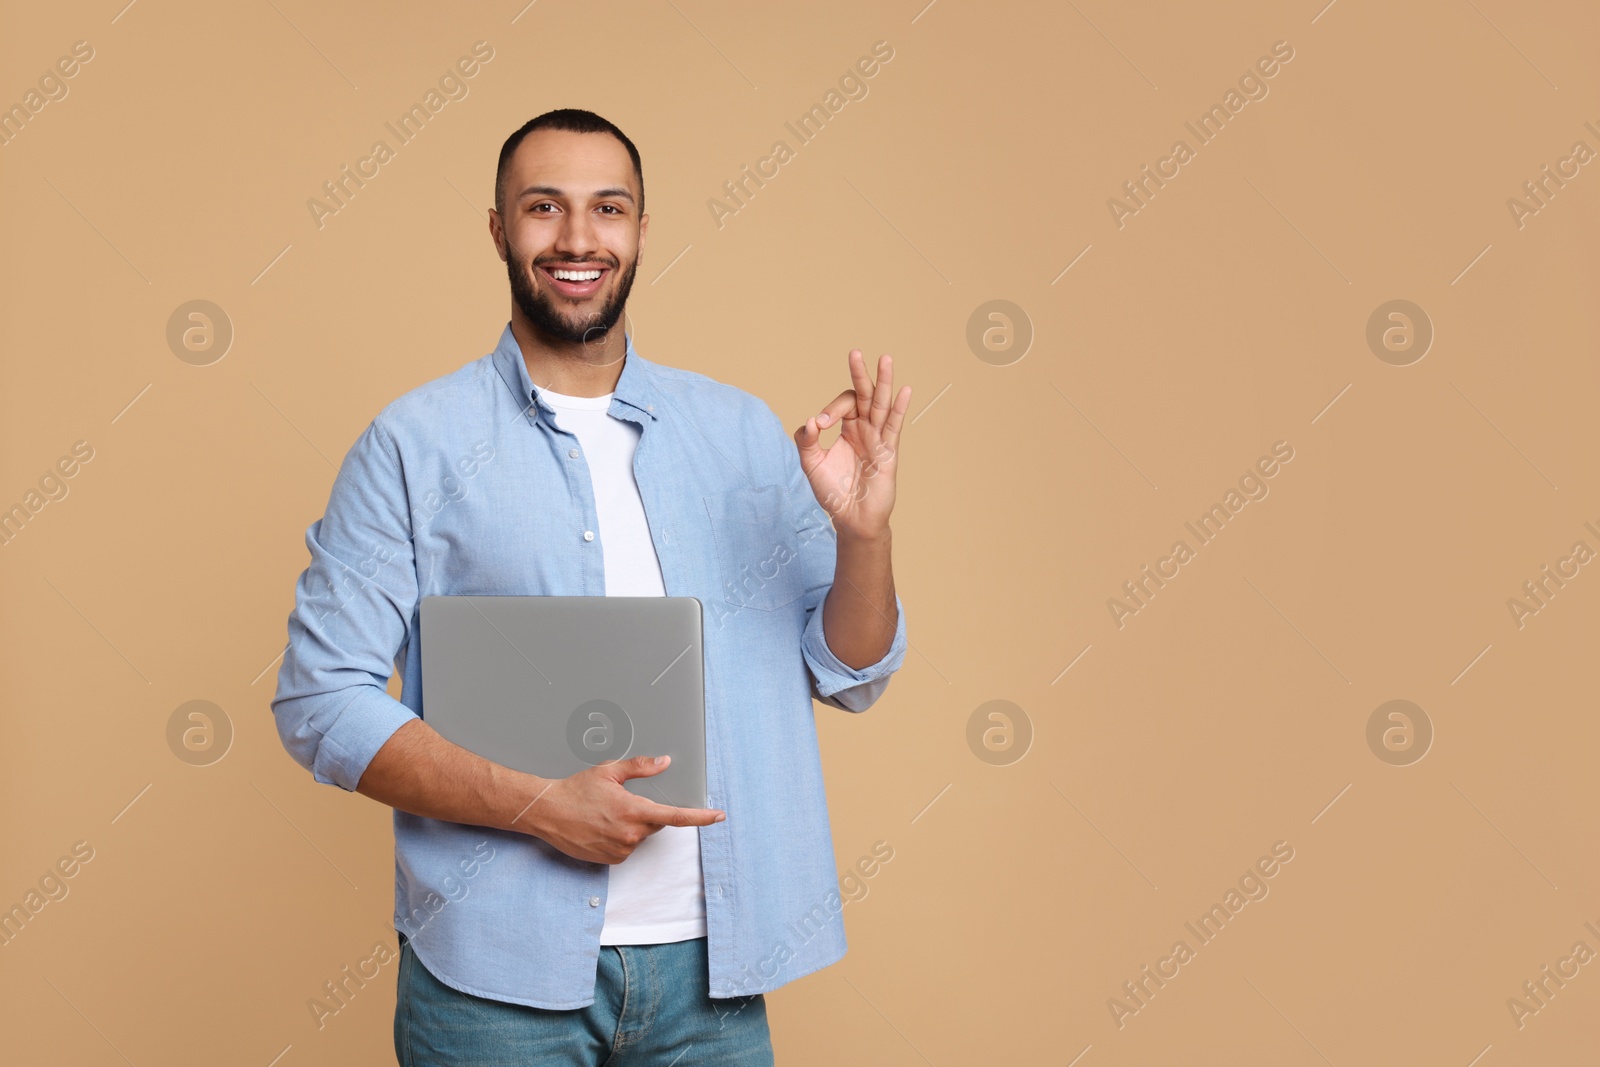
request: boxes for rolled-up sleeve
[271,417,420,791]
[802,590,907,712]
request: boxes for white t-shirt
[538,385,709,946]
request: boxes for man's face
[494,129,646,347]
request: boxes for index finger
[633,775,727,826]
[816,388,857,429]
[640,801,726,827]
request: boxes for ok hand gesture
[793,350,910,541]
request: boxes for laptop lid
[419,595,707,810]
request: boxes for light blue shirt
[271,322,908,1009]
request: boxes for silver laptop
[419,595,707,809]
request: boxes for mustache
[532,257,618,270]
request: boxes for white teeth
[550,269,602,281]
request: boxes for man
[271,108,911,1064]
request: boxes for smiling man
[271,109,911,1065]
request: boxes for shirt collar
[491,321,660,424]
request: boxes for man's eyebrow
[517,184,635,205]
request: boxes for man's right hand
[519,754,726,865]
[356,721,724,866]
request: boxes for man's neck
[510,311,629,397]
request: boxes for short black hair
[494,109,644,218]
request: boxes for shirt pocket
[704,484,808,612]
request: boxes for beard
[507,246,639,348]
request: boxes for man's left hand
[794,349,910,541]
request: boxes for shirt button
[583,530,595,542]
[568,448,580,458]
[589,896,600,907]
[647,404,654,412]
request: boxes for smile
[538,265,609,298]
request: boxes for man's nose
[552,211,602,258]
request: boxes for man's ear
[489,209,508,262]
[637,212,648,261]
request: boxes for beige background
[3,0,1598,1063]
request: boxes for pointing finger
[815,389,858,429]
[642,802,727,828]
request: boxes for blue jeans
[394,933,774,1065]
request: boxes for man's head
[491,109,647,348]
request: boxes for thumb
[610,754,671,782]
[794,415,827,474]
[795,391,855,473]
